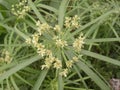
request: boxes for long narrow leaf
[72,10,115,36]
[81,50,120,66]
[0,55,41,82]
[58,0,69,28]
[76,61,110,90]
[32,69,48,90]
[85,38,120,43]
[28,0,46,23]
[58,75,63,90]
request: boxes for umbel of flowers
[11,0,30,18]
[0,50,12,75]
[0,50,12,64]
[25,15,85,77]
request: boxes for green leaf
[72,10,115,36]
[0,55,41,82]
[58,0,69,29]
[32,69,48,90]
[10,76,19,90]
[37,4,58,14]
[14,73,33,87]
[85,38,120,43]
[76,61,110,90]
[0,0,10,9]
[58,75,63,90]
[28,0,46,23]
[81,50,120,66]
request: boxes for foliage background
[0,0,120,90]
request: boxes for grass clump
[0,0,120,90]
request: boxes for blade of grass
[85,38,120,43]
[14,25,28,39]
[10,76,19,90]
[0,62,17,72]
[76,61,110,90]
[0,55,41,82]
[58,75,63,90]
[81,49,120,66]
[37,4,58,14]
[73,66,89,90]
[32,69,48,90]
[0,0,10,9]
[108,23,119,38]
[72,10,115,36]
[6,78,10,90]
[14,73,33,87]
[58,0,69,29]
[28,0,46,23]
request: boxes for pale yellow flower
[55,39,68,48]
[37,48,46,57]
[36,20,41,26]
[66,60,73,68]
[1,50,12,64]
[71,20,79,28]
[36,43,45,50]
[64,15,80,28]
[41,56,55,70]
[64,17,71,28]
[41,65,49,70]
[36,22,51,35]
[46,49,52,56]
[32,33,39,47]
[4,55,12,64]
[59,69,68,77]
[32,33,39,42]
[72,56,79,62]
[71,15,80,28]
[41,23,51,30]
[54,25,61,32]
[73,34,84,52]
[72,15,80,21]
[11,0,30,18]
[25,38,31,44]
[53,59,62,69]
[35,43,46,56]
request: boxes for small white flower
[59,69,68,77]
[66,60,73,68]
[55,39,68,48]
[72,56,79,62]
[73,34,85,52]
[54,25,61,32]
[37,49,46,57]
[25,38,31,44]
[53,59,62,69]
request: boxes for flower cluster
[59,69,68,77]
[73,34,85,52]
[0,50,12,64]
[26,35,63,70]
[26,37,47,57]
[53,36,68,48]
[64,15,80,28]
[41,56,55,69]
[60,56,79,77]
[38,48,62,70]
[25,15,84,77]
[36,21,51,36]
[54,25,61,32]
[11,0,30,18]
